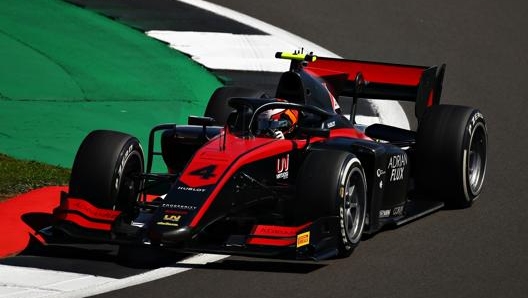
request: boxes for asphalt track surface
[3,0,527,297]
[89,0,528,297]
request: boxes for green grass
[0,153,70,201]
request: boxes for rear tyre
[296,150,367,257]
[69,130,144,211]
[416,105,487,208]
[204,86,267,125]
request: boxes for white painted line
[366,99,410,129]
[0,264,114,298]
[353,115,383,127]
[0,253,229,298]
[51,253,229,298]
[174,0,340,59]
[148,0,340,72]
[147,31,295,72]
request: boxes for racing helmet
[257,107,299,136]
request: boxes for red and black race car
[51,52,487,260]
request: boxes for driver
[258,106,299,139]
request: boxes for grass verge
[0,153,70,201]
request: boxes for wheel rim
[343,168,366,243]
[115,151,143,211]
[468,123,487,195]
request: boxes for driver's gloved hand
[272,130,285,139]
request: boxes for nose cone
[148,225,192,246]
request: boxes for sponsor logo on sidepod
[387,154,407,181]
[276,154,289,179]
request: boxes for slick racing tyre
[69,130,144,211]
[416,105,487,208]
[204,86,267,126]
[296,150,367,257]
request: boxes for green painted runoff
[0,0,222,169]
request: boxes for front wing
[51,192,344,260]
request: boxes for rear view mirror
[188,116,215,126]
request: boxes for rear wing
[305,57,446,119]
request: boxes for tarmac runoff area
[0,0,222,169]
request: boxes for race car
[50,52,487,260]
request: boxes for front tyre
[69,130,144,211]
[416,105,487,208]
[296,150,367,257]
